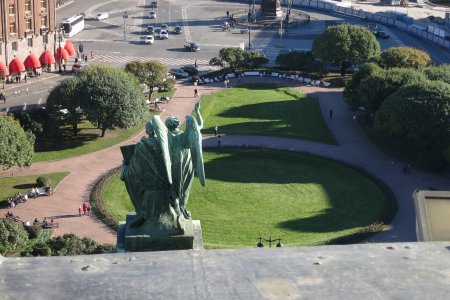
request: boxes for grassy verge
[99,148,391,248]
[199,83,336,144]
[0,172,69,206]
[33,118,148,162]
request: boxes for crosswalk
[91,54,210,67]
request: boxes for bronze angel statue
[120,102,205,235]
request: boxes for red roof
[39,50,56,65]
[9,57,25,73]
[0,62,10,77]
[24,53,42,69]
[55,47,69,61]
[64,40,76,56]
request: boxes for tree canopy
[209,47,268,71]
[343,62,382,108]
[77,65,147,137]
[312,24,380,75]
[358,68,426,114]
[374,80,450,148]
[125,60,168,100]
[276,51,327,77]
[46,77,83,136]
[379,47,432,69]
[422,64,450,84]
[0,116,34,170]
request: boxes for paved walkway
[2,77,449,244]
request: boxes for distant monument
[117,103,206,251]
[260,0,282,17]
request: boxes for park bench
[36,187,53,196]
[243,71,260,76]
[226,73,236,78]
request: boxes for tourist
[82,202,88,214]
[194,89,199,97]
[214,125,219,136]
[78,206,82,216]
[217,135,222,147]
[87,205,91,216]
[329,109,334,119]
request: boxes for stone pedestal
[117,212,203,252]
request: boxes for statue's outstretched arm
[194,102,203,130]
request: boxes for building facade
[0,0,56,66]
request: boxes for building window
[12,42,18,51]
[26,19,32,31]
[25,0,31,12]
[8,4,16,15]
[28,38,33,47]
[40,0,47,9]
[43,34,48,44]
[41,16,47,27]
[9,22,16,34]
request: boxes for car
[160,30,169,39]
[72,63,88,74]
[181,65,199,75]
[174,26,182,34]
[95,13,109,21]
[146,26,155,34]
[374,30,390,39]
[161,24,169,31]
[184,42,200,52]
[169,68,189,78]
[150,1,158,8]
[149,11,157,19]
[145,35,154,44]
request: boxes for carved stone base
[117,212,201,252]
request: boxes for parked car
[150,1,158,8]
[181,65,199,75]
[374,30,390,39]
[147,26,155,34]
[161,24,169,31]
[160,30,169,39]
[169,68,189,78]
[95,13,109,20]
[72,63,89,74]
[149,11,157,19]
[184,42,200,52]
[145,35,154,44]
[174,26,182,34]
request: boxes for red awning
[55,47,69,61]
[39,50,56,65]
[0,62,10,77]
[9,57,25,73]
[64,40,76,56]
[24,53,42,69]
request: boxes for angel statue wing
[185,115,206,186]
[152,115,172,185]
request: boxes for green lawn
[199,83,336,144]
[33,119,148,162]
[102,148,388,248]
[0,172,69,206]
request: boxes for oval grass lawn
[199,83,336,144]
[102,148,387,248]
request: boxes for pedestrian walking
[194,59,198,68]
[87,205,91,216]
[194,89,199,97]
[75,57,79,63]
[217,135,222,147]
[0,92,6,103]
[214,125,219,136]
[24,74,27,82]
[224,79,229,88]
[82,202,87,215]
[329,109,334,119]
[90,50,94,59]
[78,206,82,216]
[85,55,88,62]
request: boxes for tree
[242,51,269,70]
[379,47,432,69]
[343,62,382,108]
[46,77,83,136]
[312,24,381,76]
[422,64,450,84]
[77,65,147,137]
[358,68,426,114]
[0,116,34,170]
[125,60,168,101]
[374,80,450,148]
[0,219,29,255]
[276,51,327,77]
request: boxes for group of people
[78,202,91,216]
[75,54,89,64]
[6,192,29,208]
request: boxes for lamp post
[123,11,128,41]
[57,25,62,73]
[257,237,283,248]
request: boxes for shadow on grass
[35,133,99,153]
[13,183,36,189]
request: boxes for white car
[160,30,169,39]
[95,13,109,21]
[161,24,168,31]
[149,11,157,19]
[145,35,154,44]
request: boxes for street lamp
[123,11,128,41]
[57,24,63,73]
[257,237,283,248]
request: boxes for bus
[62,14,85,37]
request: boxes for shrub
[25,225,43,239]
[30,241,52,256]
[160,78,175,91]
[379,47,432,69]
[344,62,382,108]
[0,219,29,255]
[36,176,51,187]
[422,64,450,84]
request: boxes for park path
[2,76,450,244]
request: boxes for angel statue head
[145,120,155,136]
[165,116,180,132]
